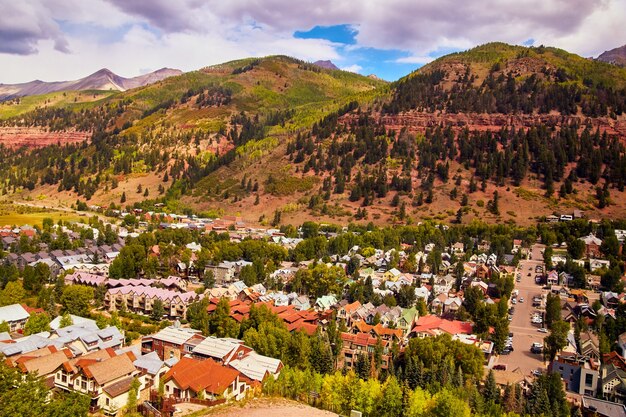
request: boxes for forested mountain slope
[1,44,626,226]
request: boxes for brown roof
[18,349,74,376]
[83,352,136,385]
[103,375,135,398]
[64,348,116,374]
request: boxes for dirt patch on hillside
[203,398,338,417]
[0,127,89,148]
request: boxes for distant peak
[313,60,340,71]
[91,68,115,75]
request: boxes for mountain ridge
[0,67,183,100]
[597,44,626,67]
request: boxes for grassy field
[0,90,115,119]
[0,203,83,227]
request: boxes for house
[337,301,361,326]
[396,307,418,335]
[141,326,204,360]
[580,234,603,258]
[590,259,611,272]
[443,297,463,315]
[409,315,473,338]
[105,285,201,318]
[50,322,124,354]
[603,292,621,309]
[0,303,30,332]
[339,332,390,370]
[55,349,142,415]
[228,351,283,383]
[450,242,465,255]
[549,354,599,396]
[191,337,245,363]
[581,396,626,417]
[7,345,74,387]
[580,332,600,361]
[315,295,337,311]
[133,350,171,390]
[292,295,310,311]
[384,268,402,281]
[433,274,455,295]
[512,239,523,254]
[162,357,248,401]
[414,286,430,302]
[600,363,626,404]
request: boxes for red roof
[353,321,403,339]
[164,357,239,395]
[341,331,386,348]
[410,315,473,336]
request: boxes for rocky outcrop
[343,111,626,138]
[0,127,90,148]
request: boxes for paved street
[493,244,548,376]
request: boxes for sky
[0,0,625,83]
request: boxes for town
[1,210,626,417]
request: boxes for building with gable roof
[162,357,247,401]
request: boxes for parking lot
[493,244,548,376]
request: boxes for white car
[519,297,524,303]
[538,328,548,333]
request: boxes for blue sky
[294,24,441,80]
[0,0,624,83]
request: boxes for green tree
[0,281,26,306]
[24,312,50,335]
[151,299,165,321]
[59,312,74,328]
[60,285,94,316]
[544,320,570,361]
[109,245,147,279]
[375,376,403,417]
[430,389,471,417]
[124,378,140,415]
[483,369,499,403]
[545,293,561,329]
[208,297,239,338]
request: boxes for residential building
[549,354,599,396]
[0,303,30,332]
[141,326,204,360]
[162,357,248,401]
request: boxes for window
[585,374,594,387]
[106,398,110,406]
[81,381,87,390]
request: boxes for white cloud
[395,56,435,65]
[341,64,363,73]
[0,0,625,82]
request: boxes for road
[493,243,548,376]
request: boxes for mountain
[597,44,626,67]
[313,60,340,70]
[0,67,182,100]
[1,45,626,226]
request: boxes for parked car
[531,369,542,376]
[493,364,507,370]
[519,297,524,303]
[537,328,548,333]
